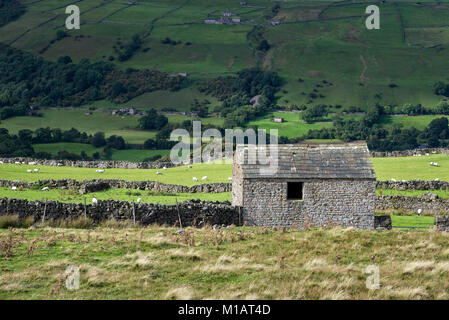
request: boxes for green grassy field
[0,187,231,204]
[0,162,232,186]
[390,215,435,229]
[1,225,448,299]
[33,143,171,162]
[0,109,224,145]
[1,154,449,184]
[372,154,449,182]
[2,0,449,108]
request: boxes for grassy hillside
[1,0,449,108]
[1,225,448,299]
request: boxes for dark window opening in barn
[287,182,303,200]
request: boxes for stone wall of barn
[241,178,376,229]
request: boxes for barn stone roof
[234,142,376,179]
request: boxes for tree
[91,132,107,148]
[257,40,270,52]
[138,109,168,130]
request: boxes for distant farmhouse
[204,10,241,25]
[232,142,376,229]
[273,117,284,123]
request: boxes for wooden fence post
[84,197,87,218]
[176,198,182,228]
[42,198,47,224]
[132,202,136,225]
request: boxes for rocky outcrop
[0,198,240,227]
[0,179,232,194]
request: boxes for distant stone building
[232,142,377,229]
[273,117,284,123]
[232,17,241,24]
[204,19,217,24]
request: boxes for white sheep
[391,178,396,182]
[28,161,36,165]
[96,169,105,173]
[435,178,440,181]
[425,153,430,156]
[57,163,63,166]
[33,168,39,172]
[202,176,208,181]
[0,161,3,164]
[156,171,162,175]
[137,198,142,204]
[14,161,20,165]
[192,177,198,181]
[163,166,167,170]
[228,177,232,181]
[429,162,434,165]
[41,187,49,191]
[11,186,17,191]
[27,169,32,173]
[92,198,98,205]
[417,209,422,215]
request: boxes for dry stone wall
[0,157,177,169]
[0,198,240,227]
[376,180,449,190]
[435,216,449,232]
[371,148,449,157]
[0,179,231,194]
[376,194,449,214]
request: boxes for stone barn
[232,142,377,229]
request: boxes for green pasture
[0,162,232,186]
[390,215,435,229]
[0,187,231,205]
[372,154,449,182]
[33,143,170,162]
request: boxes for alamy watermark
[169,121,279,176]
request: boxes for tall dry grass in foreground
[1,223,449,299]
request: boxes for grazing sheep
[11,186,17,191]
[202,176,208,181]
[96,169,105,173]
[92,198,98,205]
[391,178,396,182]
[425,153,430,156]
[33,168,39,172]
[41,187,49,191]
[435,178,440,181]
[156,171,162,175]
[228,177,232,181]
[0,161,3,164]
[14,161,20,165]
[192,177,198,181]
[417,209,422,215]
[163,166,167,170]
[137,198,142,204]
[57,163,63,166]
[28,161,36,165]
[27,169,32,173]
[430,162,434,165]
